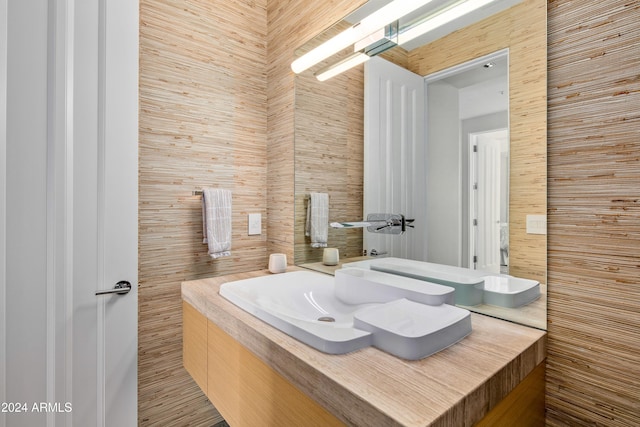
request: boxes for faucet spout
[370,249,388,257]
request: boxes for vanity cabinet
[184,301,343,426]
[183,270,546,426]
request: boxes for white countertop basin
[354,298,472,360]
[219,270,472,359]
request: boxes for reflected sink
[219,270,471,359]
[343,258,485,305]
[342,258,540,308]
[335,267,455,306]
[482,275,540,308]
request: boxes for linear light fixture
[398,0,499,45]
[308,0,502,82]
[315,52,371,82]
[291,0,438,74]
[315,22,398,82]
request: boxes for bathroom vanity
[182,268,546,426]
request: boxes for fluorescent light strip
[398,0,498,45]
[313,0,500,82]
[315,52,370,82]
[291,0,437,74]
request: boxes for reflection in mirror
[362,51,510,274]
[293,0,546,329]
[423,51,509,274]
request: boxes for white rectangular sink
[354,299,471,360]
[220,270,471,359]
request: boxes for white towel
[305,192,329,248]
[202,188,232,259]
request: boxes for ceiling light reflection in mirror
[291,0,438,74]
[292,0,518,81]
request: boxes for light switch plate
[248,213,261,235]
[526,214,546,235]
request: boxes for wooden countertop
[182,268,546,427]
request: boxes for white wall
[426,81,461,265]
[2,1,50,425]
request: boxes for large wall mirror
[293,0,546,329]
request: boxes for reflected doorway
[469,129,509,273]
[425,49,509,271]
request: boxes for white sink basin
[220,271,375,354]
[342,258,540,308]
[354,298,472,360]
[220,270,471,359]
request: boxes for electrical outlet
[248,213,261,235]
[526,214,546,235]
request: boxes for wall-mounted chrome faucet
[366,213,414,234]
[330,213,414,235]
[370,249,388,257]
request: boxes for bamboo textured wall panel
[139,0,267,425]
[293,36,365,264]
[292,30,408,264]
[266,0,367,259]
[408,0,547,284]
[547,0,640,425]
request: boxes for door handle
[96,280,132,296]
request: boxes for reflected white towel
[305,192,328,248]
[202,188,232,259]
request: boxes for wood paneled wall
[139,0,267,425]
[546,0,640,425]
[408,0,547,284]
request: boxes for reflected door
[471,130,506,273]
[364,57,427,260]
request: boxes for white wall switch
[248,213,261,235]
[526,214,547,235]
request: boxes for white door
[364,56,427,260]
[1,1,138,426]
[470,131,504,273]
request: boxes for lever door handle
[96,280,132,296]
